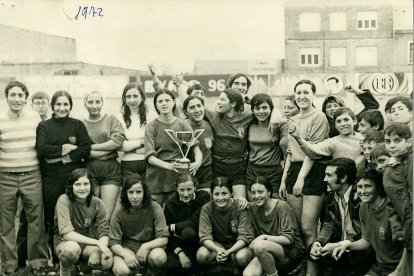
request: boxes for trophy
[164,129,204,171]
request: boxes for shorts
[246,163,283,195]
[87,159,122,187]
[286,161,326,196]
[195,165,213,189]
[121,160,147,184]
[367,261,398,276]
[213,159,247,186]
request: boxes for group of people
[0,69,412,276]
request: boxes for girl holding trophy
[145,89,202,206]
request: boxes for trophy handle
[193,129,204,140]
[164,129,185,158]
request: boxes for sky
[0,0,285,72]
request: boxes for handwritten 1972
[74,6,104,20]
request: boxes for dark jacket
[316,185,362,246]
[384,150,413,250]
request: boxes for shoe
[46,264,59,276]
[33,267,48,276]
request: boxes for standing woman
[278,80,329,274]
[244,177,304,276]
[205,88,253,199]
[247,94,283,198]
[280,95,300,160]
[117,83,148,181]
[82,91,125,219]
[36,90,91,263]
[145,89,202,206]
[182,95,214,193]
[197,176,254,272]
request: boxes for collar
[334,185,353,204]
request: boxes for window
[299,13,321,32]
[329,12,347,31]
[299,48,321,67]
[356,11,378,30]
[409,42,413,64]
[356,47,378,66]
[329,47,347,66]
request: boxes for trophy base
[175,158,190,170]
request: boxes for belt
[2,170,36,176]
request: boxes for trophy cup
[164,129,204,172]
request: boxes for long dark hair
[121,82,147,128]
[65,168,94,206]
[121,174,152,212]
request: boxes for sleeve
[276,202,296,245]
[144,122,157,160]
[68,120,91,162]
[304,138,335,157]
[175,191,211,233]
[356,89,380,118]
[199,204,213,244]
[108,208,123,248]
[315,204,334,246]
[94,199,110,239]
[36,122,63,159]
[55,196,75,235]
[308,113,330,143]
[109,115,126,146]
[152,202,170,238]
[359,204,368,241]
[236,210,254,244]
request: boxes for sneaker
[33,267,48,276]
[47,264,59,276]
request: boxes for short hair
[121,174,152,212]
[83,91,103,103]
[211,176,232,193]
[5,80,29,98]
[50,91,73,113]
[176,173,198,188]
[370,144,390,161]
[222,88,244,112]
[359,110,384,130]
[294,79,316,94]
[356,168,386,198]
[250,93,274,123]
[31,91,50,102]
[65,169,94,207]
[333,107,356,122]
[226,73,252,91]
[385,96,413,113]
[326,158,357,185]
[153,88,176,114]
[186,83,206,96]
[284,95,299,109]
[249,176,273,196]
[384,123,412,140]
[182,95,205,115]
[363,130,385,144]
[327,76,339,83]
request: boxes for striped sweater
[0,108,40,172]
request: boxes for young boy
[357,130,384,174]
[383,123,412,276]
[385,96,412,131]
[357,109,384,135]
[370,144,391,174]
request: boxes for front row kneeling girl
[109,174,169,276]
[54,168,113,276]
